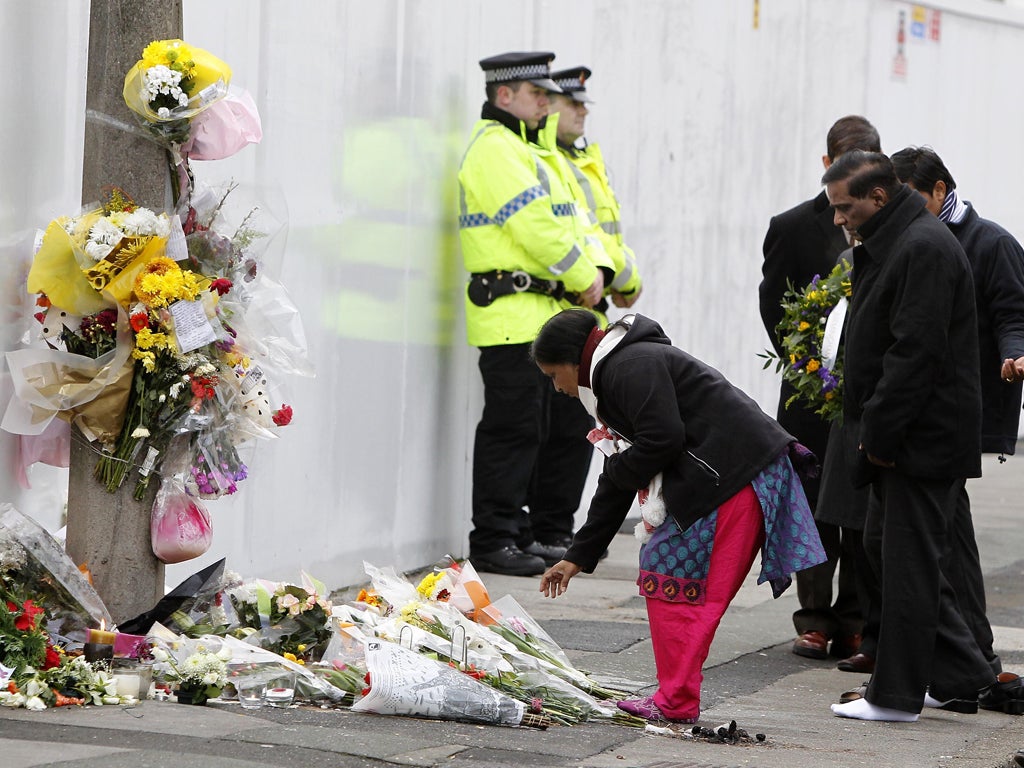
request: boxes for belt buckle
[510,270,531,292]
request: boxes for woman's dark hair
[530,309,598,365]
[890,146,957,192]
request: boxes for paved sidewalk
[2,454,1022,767]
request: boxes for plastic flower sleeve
[122,40,232,125]
[351,640,526,727]
[2,311,134,441]
[180,87,262,161]
[0,504,113,640]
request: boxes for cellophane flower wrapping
[226,574,333,664]
[122,39,232,146]
[0,505,140,709]
[4,177,308,517]
[760,258,852,422]
[351,639,526,727]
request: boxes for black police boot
[521,541,567,567]
[470,546,546,576]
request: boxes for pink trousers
[648,484,766,720]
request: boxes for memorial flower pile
[760,258,852,422]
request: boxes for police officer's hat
[549,67,593,103]
[479,51,563,93]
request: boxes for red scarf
[578,327,606,389]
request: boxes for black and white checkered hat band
[485,64,550,83]
[554,78,583,91]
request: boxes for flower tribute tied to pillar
[759,258,852,422]
[123,39,232,145]
[2,39,310,564]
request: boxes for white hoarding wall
[2,1,1021,589]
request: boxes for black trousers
[863,471,993,713]
[859,481,1002,676]
[792,520,864,640]
[469,344,593,555]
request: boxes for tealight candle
[112,671,141,699]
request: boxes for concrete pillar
[66,0,183,624]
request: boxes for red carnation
[209,278,233,296]
[43,645,62,670]
[13,599,44,631]
[272,404,293,427]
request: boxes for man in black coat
[759,116,880,663]
[825,151,993,722]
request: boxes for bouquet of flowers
[0,573,132,709]
[760,259,851,422]
[150,642,228,705]
[4,181,303,515]
[122,39,232,146]
[228,575,333,663]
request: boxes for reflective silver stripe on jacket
[549,243,583,276]
[610,251,636,290]
[600,220,621,235]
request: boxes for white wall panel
[2,0,1022,591]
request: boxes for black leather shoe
[470,546,546,576]
[522,541,566,566]
[1013,749,1024,768]
[979,672,1024,715]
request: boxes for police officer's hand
[539,560,581,598]
[1001,356,1024,383]
[612,286,642,308]
[579,272,605,308]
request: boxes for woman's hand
[539,560,582,598]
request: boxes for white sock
[831,699,919,722]
[923,693,947,708]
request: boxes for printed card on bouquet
[169,300,217,353]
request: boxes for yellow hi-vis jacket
[561,142,642,297]
[458,112,600,347]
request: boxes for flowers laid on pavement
[149,641,229,705]
[760,258,852,422]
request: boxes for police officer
[548,66,643,308]
[458,52,607,576]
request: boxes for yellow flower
[134,257,203,308]
[141,39,196,77]
[806,359,821,373]
[789,354,796,365]
[132,349,157,372]
[416,572,444,599]
[825,391,835,400]
[133,327,171,351]
[798,321,810,331]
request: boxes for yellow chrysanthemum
[416,572,444,599]
[133,327,171,351]
[134,257,202,308]
[798,321,810,331]
[806,359,821,373]
[141,40,196,76]
[132,349,157,372]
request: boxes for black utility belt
[468,270,566,307]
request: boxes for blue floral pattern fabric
[637,453,826,604]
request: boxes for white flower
[84,240,115,261]
[131,427,151,439]
[24,679,45,698]
[24,695,47,711]
[157,107,170,118]
[151,647,170,663]
[0,691,26,708]
[158,394,166,403]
